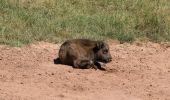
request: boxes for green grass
[0,0,170,46]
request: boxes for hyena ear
[93,41,104,52]
[96,41,104,49]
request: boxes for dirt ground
[0,41,170,100]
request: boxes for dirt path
[0,41,170,100]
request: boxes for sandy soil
[0,41,170,100]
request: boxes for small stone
[38,73,41,75]
[148,93,152,96]
[58,94,65,97]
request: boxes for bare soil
[0,41,170,100]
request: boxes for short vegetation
[0,0,170,46]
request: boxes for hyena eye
[103,50,108,54]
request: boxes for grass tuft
[0,0,170,46]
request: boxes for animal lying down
[54,39,112,70]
